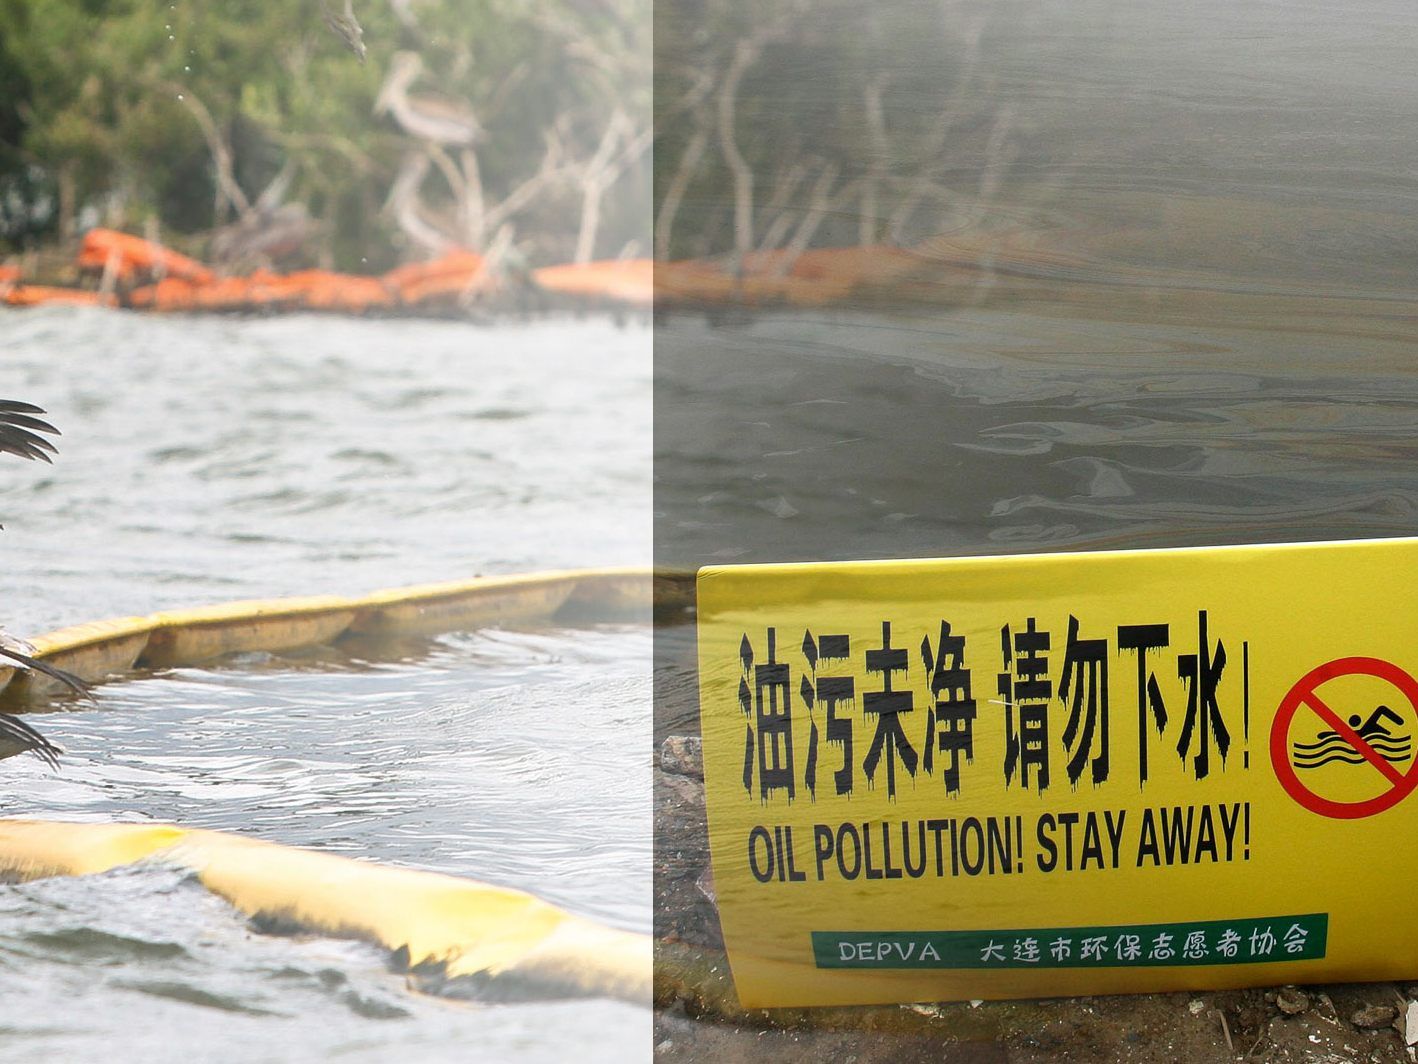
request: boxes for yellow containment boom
[3,567,663,698]
[0,568,666,1003]
[0,819,650,1003]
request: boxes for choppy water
[0,311,650,1062]
[2,311,649,633]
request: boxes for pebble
[1276,987,1311,1016]
[1352,1005,1397,1029]
[905,1003,947,1019]
[660,771,705,808]
[660,735,704,778]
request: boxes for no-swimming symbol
[1271,657,1418,819]
[1291,704,1413,769]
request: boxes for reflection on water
[0,865,644,1064]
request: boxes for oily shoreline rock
[661,735,704,779]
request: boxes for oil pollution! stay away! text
[744,802,1252,884]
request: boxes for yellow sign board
[696,538,1418,1007]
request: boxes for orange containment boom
[2,284,116,308]
[126,277,199,311]
[281,270,396,313]
[532,259,652,308]
[3,236,657,316]
[382,250,485,291]
[654,245,923,307]
[129,271,397,314]
[383,250,492,307]
[76,228,215,286]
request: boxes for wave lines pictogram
[1292,734,1411,769]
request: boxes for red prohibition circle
[1270,656,1418,819]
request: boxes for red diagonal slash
[1272,656,1418,819]
[1301,690,1406,786]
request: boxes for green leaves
[1,0,650,267]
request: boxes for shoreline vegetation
[1,0,651,296]
[2,0,1173,323]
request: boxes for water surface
[0,310,650,1062]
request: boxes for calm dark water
[652,300,1418,750]
[655,305,1418,572]
[0,310,650,1062]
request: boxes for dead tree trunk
[655,128,708,261]
[716,39,760,268]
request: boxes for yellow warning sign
[695,537,1418,1007]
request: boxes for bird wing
[0,643,91,700]
[0,713,61,770]
[0,397,77,769]
[0,401,60,463]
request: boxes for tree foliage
[0,0,649,270]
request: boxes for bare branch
[167,83,250,218]
[574,109,631,263]
[714,8,803,267]
[771,168,862,279]
[756,159,811,253]
[483,122,570,231]
[885,10,987,243]
[716,38,760,263]
[654,127,708,261]
[859,73,890,246]
[460,149,486,251]
[652,65,714,136]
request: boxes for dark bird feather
[0,399,86,768]
[0,401,60,463]
[0,713,61,770]
[0,641,90,699]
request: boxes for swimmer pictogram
[1270,657,1418,819]
[1291,704,1413,770]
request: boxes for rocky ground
[654,735,1418,1063]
